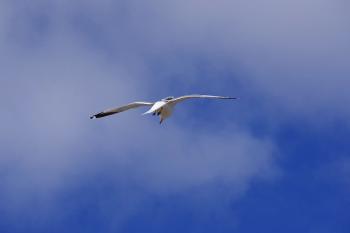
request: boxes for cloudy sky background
[1,0,349,232]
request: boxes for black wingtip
[90,115,96,119]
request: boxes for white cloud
[5,0,349,228]
[0,2,281,228]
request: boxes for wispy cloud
[1,0,349,231]
[0,1,281,230]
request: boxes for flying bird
[90,95,237,124]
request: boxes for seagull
[90,94,237,124]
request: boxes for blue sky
[1,0,350,232]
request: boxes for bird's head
[162,96,175,101]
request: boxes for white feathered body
[143,100,175,123]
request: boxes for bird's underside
[90,94,237,124]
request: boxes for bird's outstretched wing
[90,101,154,119]
[169,95,237,105]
